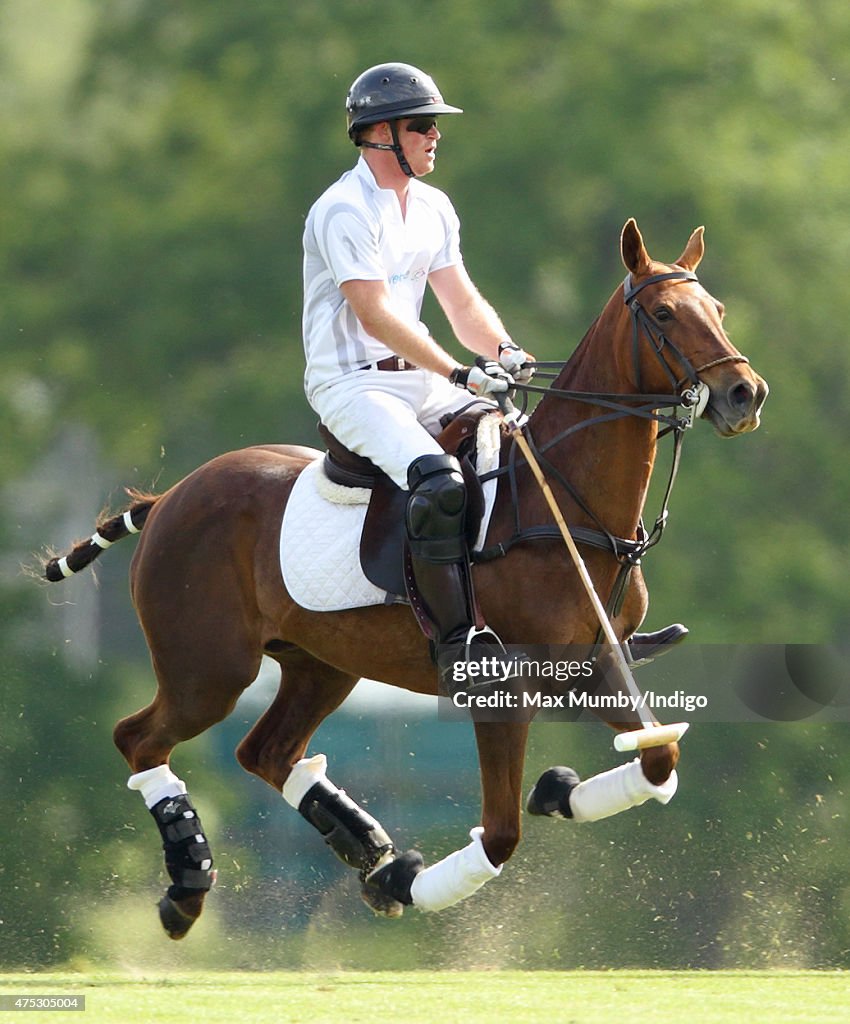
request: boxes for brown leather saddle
[317,407,493,600]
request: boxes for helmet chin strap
[360,122,415,178]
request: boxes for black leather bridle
[474,269,749,623]
[623,268,749,393]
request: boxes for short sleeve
[313,201,386,287]
[428,195,462,273]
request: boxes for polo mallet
[496,391,688,753]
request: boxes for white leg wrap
[409,826,502,913]
[568,758,678,823]
[282,754,329,808]
[127,764,187,809]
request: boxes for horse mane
[560,314,602,382]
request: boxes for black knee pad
[406,454,467,562]
[298,779,395,876]
[407,452,463,492]
[150,793,215,899]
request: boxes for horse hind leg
[126,760,217,940]
[285,754,414,917]
[235,651,413,917]
[114,658,257,940]
[295,751,499,915]
[238,652,516,918]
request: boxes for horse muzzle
[704,367,769,436]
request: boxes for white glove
[498,342,535,384]
[450,359,513,397]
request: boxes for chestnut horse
[42,220,767,937]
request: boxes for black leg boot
[405,454,525,696]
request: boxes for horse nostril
[728,381,754,412]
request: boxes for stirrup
[437,626,525,697]
[627,623,689,668]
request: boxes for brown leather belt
[359,356,419,372]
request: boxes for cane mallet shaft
[496,394,687,751]
[613,721,689,751]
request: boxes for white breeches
[310,368,489,489]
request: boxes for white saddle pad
[279,413,502,612]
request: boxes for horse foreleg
[527,753,678,823]
[638,739,680,785]
[383,721,528,914]
[475,721,528,864]
[527,714,680,822]
[526,643,683,823]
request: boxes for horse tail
[43,488,161,583]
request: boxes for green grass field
[0,971,847,1023]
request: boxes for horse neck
[521,301,659,540]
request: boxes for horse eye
[654,306,673,322]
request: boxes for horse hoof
[361,886,405,918]
[158,895,198,940]
[361,850,424,918]
[526,766,580,818]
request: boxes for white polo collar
[354,155,423,202]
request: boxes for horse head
[620,219,768,436]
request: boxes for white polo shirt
[302,156,462,401]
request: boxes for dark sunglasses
[405,116,439,135]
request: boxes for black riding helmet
[346,62,463,177]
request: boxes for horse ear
[676,226,705,271]
[621,218,651,276]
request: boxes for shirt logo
[388,268,426,286]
